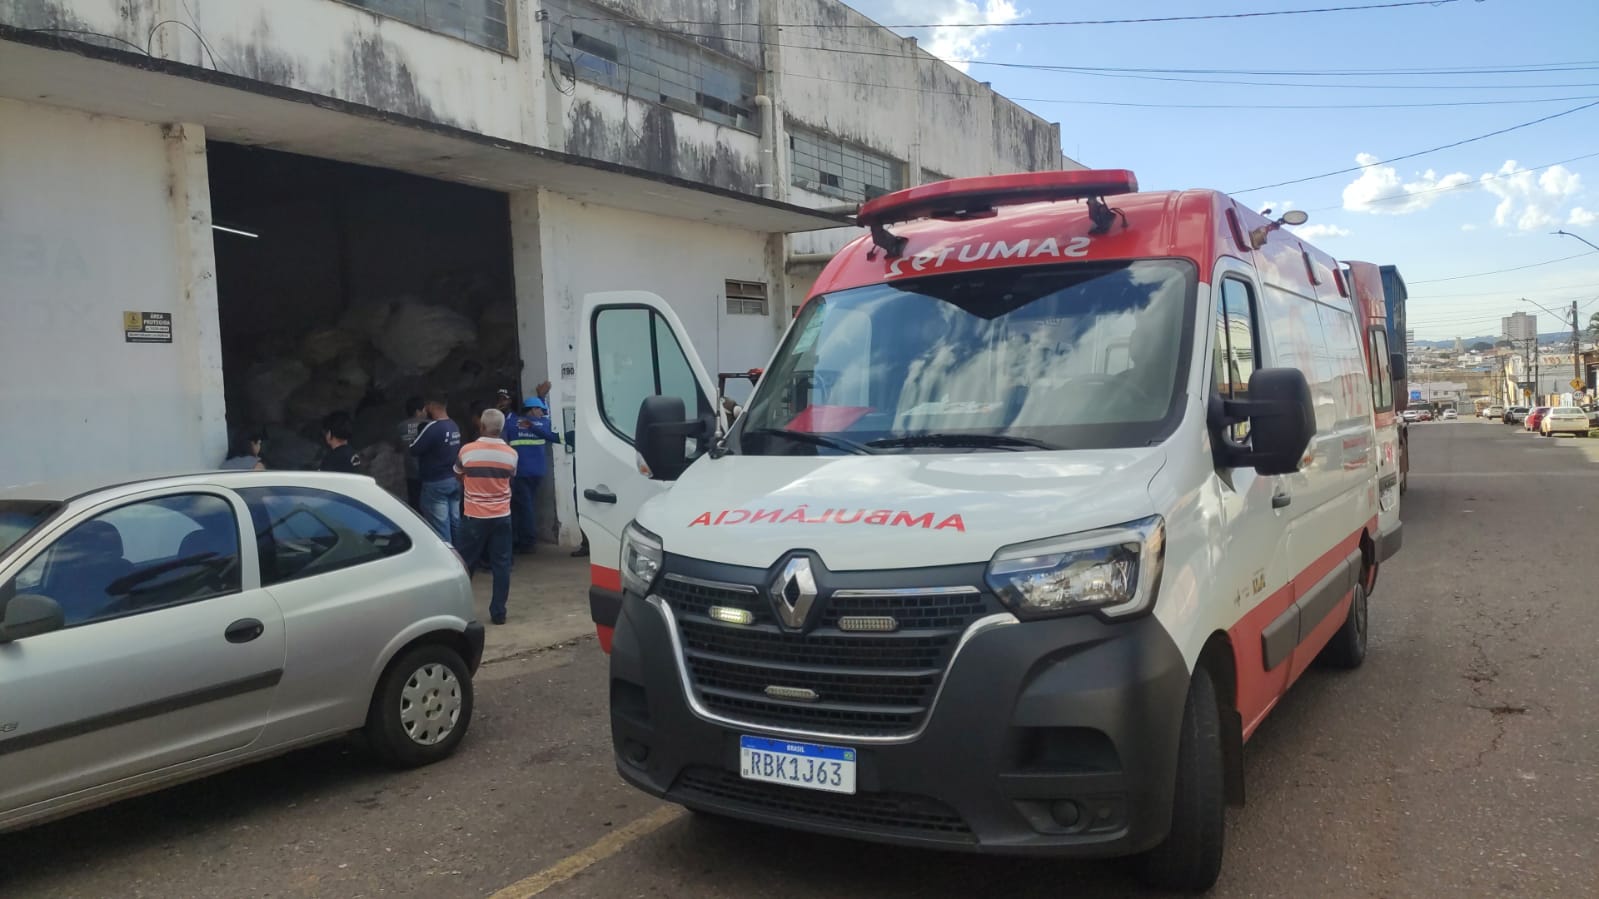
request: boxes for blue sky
[845,0,1599,341]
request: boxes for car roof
[0,471,383,504]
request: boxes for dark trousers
[406,477,421,510]
[456,515,513,621]
[511,475,541,551]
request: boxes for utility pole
[1572,299,1582,400]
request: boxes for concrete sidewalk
[467,550,598,664]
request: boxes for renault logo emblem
[770,556,818,630]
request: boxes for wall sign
[123,311,172,344]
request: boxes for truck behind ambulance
[575,170,1402,891]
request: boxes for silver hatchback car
[0,471,484,832]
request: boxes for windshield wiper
[866,433,1059,451]
[744,428,874,456]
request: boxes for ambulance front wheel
[1135,666,1225,893]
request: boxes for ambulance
[576,170,1395,891]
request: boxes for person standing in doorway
[319,411,362,473]
[411,394,463,543]
[398,396,426,509]
[221,430,266,471]
[504,382,557,554]
[455,408,518,625]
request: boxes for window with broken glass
[542,0,759,132]
[342,0,512,53]
[789,127,905,203]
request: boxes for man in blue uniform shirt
[410,393,463,543]
[504,387,558,554]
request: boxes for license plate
[739,736,857,795]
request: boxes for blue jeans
[456,515,513,621]
[511,475,541,550]
[418,477,461,545]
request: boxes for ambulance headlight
[985,516,1165,620]
[620,522,664,596]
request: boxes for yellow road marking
[486,805,685,898]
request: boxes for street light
[1554,229,1599,253]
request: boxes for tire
[1136,668,1225,893]
[366,644,474,768]
[1319,582,1368,670]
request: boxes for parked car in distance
[1485,405,1506,420]
[0,472,485,833]
[1402,409,1422,423]
[1525,407,1552,432]
[1541,406,1591,437]
[1504,406,1529,425]
[1417,409,1434,422]
[1441,409,1458,420]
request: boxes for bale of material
[375,303,476,375]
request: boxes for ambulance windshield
[734,260,1195,455]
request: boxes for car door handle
[583,488,618,504]
[225,618,265,644]
[1272,493,1292,509]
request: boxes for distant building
[1454,337,1465,355]
[1503,312,1538,345]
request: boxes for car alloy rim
[399,662,462,746]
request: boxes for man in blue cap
[503,382,557,554]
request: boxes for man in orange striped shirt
[455,408,519,624]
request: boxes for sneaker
[491,616,506,625]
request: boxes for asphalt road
[4,420,1596,898]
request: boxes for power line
[1231,99,1599,193]
[1409,251,1599,284]
[776,69,1599,110]
[610,1,1473,30]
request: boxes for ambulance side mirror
[635,396,702,481]
[1213,368,1316,476]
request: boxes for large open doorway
[207,142,523,498]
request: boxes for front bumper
[608,590,1191,857]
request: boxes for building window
[343,0,511,53]
[725,280,768,316]
[789,127,905,203]
[921,169,952,185]
[543,0,759,132]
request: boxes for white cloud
[1479,161,1585,232]
[1291,223,1350,241]
[1569,207,1597,227]
[1256,199,1295,215]
[875,0,1023,71]
[1342,153,1472,214]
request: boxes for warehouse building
[0,0,1069,545]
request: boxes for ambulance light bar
[857,170,1138,258]
[857,169,1139,228]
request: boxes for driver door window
[1214,278,1261,441]
[593,306,713,449]
[4,494,241,627]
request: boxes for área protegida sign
[123,311,172,344]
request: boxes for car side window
[1213,277,1261,441]
[2,493,242,627]
[238,487,412,586]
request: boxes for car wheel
[366,644,474,768]
[1319,582,1368,670]
[1135,668,1225,893]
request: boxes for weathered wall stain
[566,98,760,194]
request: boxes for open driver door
[576,291,722,652]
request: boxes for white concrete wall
[0,0,544,142]
[527,189,772,542]
[0,98,225,486]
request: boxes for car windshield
[734,260,1195,455]
[0,500,62,558]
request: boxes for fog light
[1049,799,1081,828]
[709,606,754,626]
[621,738,650,767]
